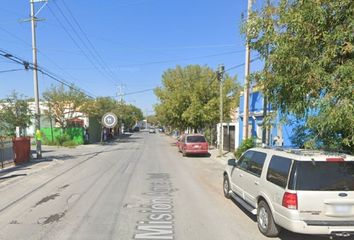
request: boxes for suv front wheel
[223,175,231,199]
[257,200,281,237]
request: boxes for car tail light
[326,157,344,162]
[282,192,298,210]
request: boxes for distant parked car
[149,128,156,134]
[133,126,140,132]
[223,147,354,238]
[178,134,209,157]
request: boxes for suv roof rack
[284,149,347,158]
[259,146,349,158]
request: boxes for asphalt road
[0,132,329,240]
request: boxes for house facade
[217,87,298,152]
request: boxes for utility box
[13,137,31,165]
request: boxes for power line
[0,48,95,99]
[116,50,246,67]
[206,56,262,89]
[0,68,25,74]
[60,0,119,81]
[47,4,110,83]
[123,88,156,96]
[48,2,118,85]
[38,69,95,99]
[111,57,262,97]
[0,25,93,91]
[44,50,246,70]
[0,26,31,47]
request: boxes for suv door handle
[255,181,260,185]
[239,173,243,177]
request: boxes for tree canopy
[81,97,143,130]
[42,84,89,129]
[246,0,354,152]
[154,65,241,131]
[0,92,32,136]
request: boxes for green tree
[43,84,89,129]
[246,0,354,153]
[81,97,118,121]
[146,115,159,126]
[81,97,143,130]
[118,103,144,130]
[154,65,241,132]
[0,92,32,136]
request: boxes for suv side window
[266,155,292,188]
[238,151,267,177]
[249,152,267,177]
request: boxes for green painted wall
[87,117,101,143]
[41,127,84,145]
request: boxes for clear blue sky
[0,0,262,114]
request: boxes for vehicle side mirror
[227,159,237,166]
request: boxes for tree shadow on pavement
[0,173,27,181]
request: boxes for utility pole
[29,0,47,159]
[242,0,252,140]
[218,64,225,156]
[116,84,125,103]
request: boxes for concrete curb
[209,148,235,166]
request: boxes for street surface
[0,132,327,240]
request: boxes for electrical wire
[0,49,95,99]
[205,55,262,89]
[0,68,25,74]
[123,88,156,96]
[47,50,246,70]
[111,56,262,97]
[49,1,119,85]
[0,25,94,92]
[60,0,119,81]
[116,50,245,67]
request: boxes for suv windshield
[186,136,206,143]
[291,161,354,191]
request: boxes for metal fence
[0,137,14,169]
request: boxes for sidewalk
[208,146,235,166]
[0,137,122,187]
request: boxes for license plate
[334,205,351,214]
[193,145,200,149]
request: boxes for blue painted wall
[238,90,297,148]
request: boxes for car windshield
[186,136,206,143]
[293,161,354,191]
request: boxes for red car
[178,134,209,156]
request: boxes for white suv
[223,147,354,238]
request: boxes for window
[289,161,354,191]
[237,151,254,171]
[238,151,266,177]
[266,155,292,188]
[186,135,206,143]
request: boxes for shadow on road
[229,198,330,240]
[0,173,27,181]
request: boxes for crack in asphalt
[34,193,60,208]
[40,211,67,225]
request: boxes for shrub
[62,140,77,148]
[234,138,255,159]
[56,134,71,146]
